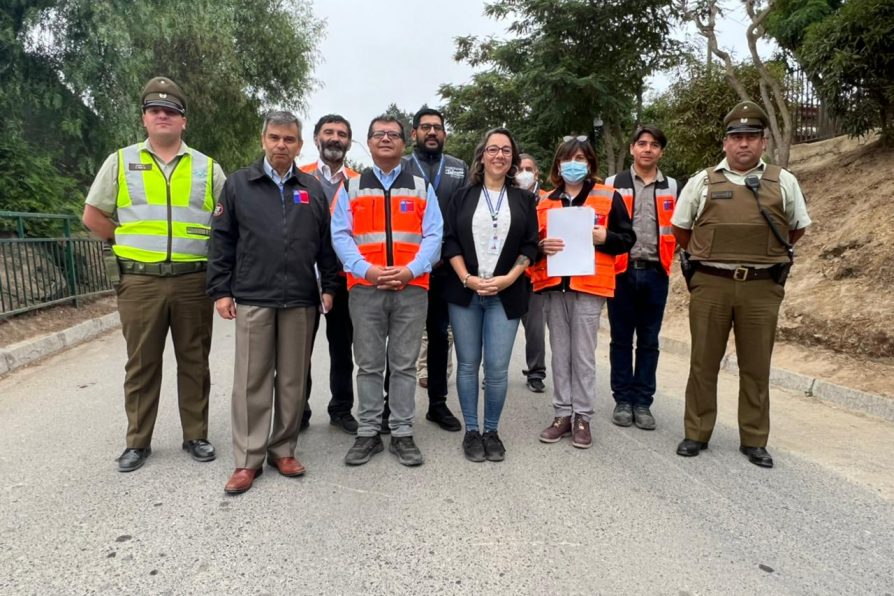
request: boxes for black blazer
[441,184,539,319]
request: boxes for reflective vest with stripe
[346,168,429,290]
[298,161,360,214]
[528,185,617,298]
[604,170,678,275]
[114,143,214,262]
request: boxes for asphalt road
[1,316,892,595]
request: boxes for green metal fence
[0,211,113,318]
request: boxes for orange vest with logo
[605,170,678,275]
[346,168,430,290]
[529,185,617,298]
[298,161,360,214]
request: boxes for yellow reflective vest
[114,142,215,262]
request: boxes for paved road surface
[1,317,892,594]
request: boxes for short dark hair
[367,115,406,142]
[629,124,667,148]
[412,107,445,129]
[469,127,521,186]
[313,114,352,140]
[548,137,599,187]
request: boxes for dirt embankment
[664,134,894,398]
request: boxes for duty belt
[118,259,206,277]
[696,263,774,281]
[630,259,662,270]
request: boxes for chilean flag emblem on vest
[400,200,413,213]
[663,199,673,211]
[294,190,310,204]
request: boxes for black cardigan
[441,184,539,319]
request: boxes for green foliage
[765,0,840,54]
[798,0,894,144]
[642,60,768,181]
[0,0,322,220]
[39,0,322,171]
[438,0,683,175]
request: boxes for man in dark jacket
[207,111,339,495]
[401,107,468,432]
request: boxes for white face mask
[515,170,536,190]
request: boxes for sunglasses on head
[563,135,588,143]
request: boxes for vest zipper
[148,154,176,261]
[384,188,394,267]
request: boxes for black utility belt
[630,259,662,270]
[119,259,206,277]
[696,263,775,282]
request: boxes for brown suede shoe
[268,456,306,477]
[225,468,262,495]
[571,415,592,449]
[539,416,572,443]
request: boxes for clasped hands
[366,265,413,291]
[464,274,510,297]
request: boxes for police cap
[723,101,768,134]
[141,77,186,115]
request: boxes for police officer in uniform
[671,101,811,468]
[82,76,225,472]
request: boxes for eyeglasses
[370,131,403,141]
[563,135,588,143]
[484,145,512,156]
[418,123,444,133]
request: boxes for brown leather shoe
[539,416,572,443]
[268,456,306,477]
[571,415,592,449]
[225,467,262,495]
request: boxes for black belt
[630,259,662,270]
[119,259,206,277]
[696,264,774,281]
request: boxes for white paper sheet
[546,206,596,277]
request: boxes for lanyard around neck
[482,185,506,222]
[411,153,445,192]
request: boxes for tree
[797,0,894,145]
[678,0,795,166]
[1,1,99,219]
[643,58,768,180]
[439,0,683,177]
[34,0,322,172]
[1,0,322,219]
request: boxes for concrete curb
[0,313,120,376]
[2,310,891,423]
[658,338,894,423]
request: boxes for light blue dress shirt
[262,158,293,192]
[331,163,443,281]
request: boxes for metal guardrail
[0,211,114,319]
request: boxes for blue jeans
[607,266,669,407]
[448,296,520,432]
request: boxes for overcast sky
[298,0,764,166]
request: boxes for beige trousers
[231,304,316,469]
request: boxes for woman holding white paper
[528,136,634,449]
[441,128,539,463]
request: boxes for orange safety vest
[605,170,678,276]
[528,185,618,298]
[346,168,430,291]
[298,161,360,214]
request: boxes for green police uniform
[85,77,224,453]
[672,101,811,461]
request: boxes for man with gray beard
[298,115,361,434]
